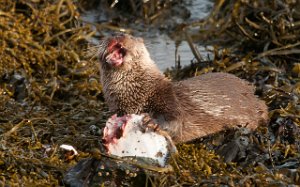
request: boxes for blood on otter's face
[99,34,149,69]
[105,39,126,67]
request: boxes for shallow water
[144,34,212,70]
[81,0,213,70]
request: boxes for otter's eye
[113,43,126,57]
[115,43,122,49]
[119,46,126,57]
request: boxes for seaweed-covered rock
[64,156,173,187]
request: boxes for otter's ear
[137,37,144,43]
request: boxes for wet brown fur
[98,34,268,143]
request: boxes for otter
[97,34,268,143]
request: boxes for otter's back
[173,72,268,142]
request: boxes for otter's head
[98,34,151,70]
